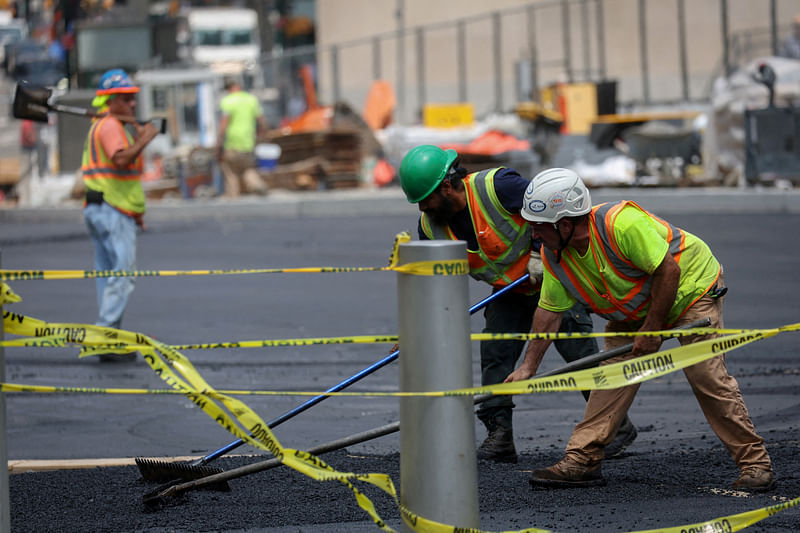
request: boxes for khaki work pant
[565,275,772,473]
[221,149,268,198]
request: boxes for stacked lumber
[263,130,363,190]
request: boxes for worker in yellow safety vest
[81,68,159,362]
[505,168,774,491]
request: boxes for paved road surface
[2,197,799,532]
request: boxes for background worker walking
[398,145,637,463]
[216,78,269,197]
[81,68,159,362]
[505,168,774,491]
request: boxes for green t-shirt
[220,91,262,152]
[539,204,720,324]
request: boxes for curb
[2,187,799,226]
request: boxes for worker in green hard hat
[398,144,638,463]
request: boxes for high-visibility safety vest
[420,168,533,292]
[542,200,720,323]
[81,115,145,216]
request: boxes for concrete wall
[314,0,799,123]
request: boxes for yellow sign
[423,103,474,129]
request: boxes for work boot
[604,416,638,459]
[529,456,606,488]
[732,467,775,492]
[477,416,517,463]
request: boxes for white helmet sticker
[528,199,546,213]
[549,191,565,210]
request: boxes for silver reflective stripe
[426,168,531,285]
[421,214,449,240]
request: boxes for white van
[186,7,260,74]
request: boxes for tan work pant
[221,149,267,198]
[565,275,772,473]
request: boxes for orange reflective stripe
[547,249,619,317]
[587,235,645,309]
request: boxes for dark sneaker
[605,416,638,459]
[99,352,137,363]
[530,457,606,488]
[477,425,517,463]
[732,467,775,492]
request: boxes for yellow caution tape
[3,304,799,403]
[1,282,21,305]
[630,496,799,533]
[1,297,402,530]
[4,323,799,399]
[387,231,411,268]
[0,262,468,280]
[1,307,790,354]
[2,289,798,531]
[0,232,470,281]
[0,266,386,280]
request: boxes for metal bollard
[396,241,479,531]
[0,251,9,533]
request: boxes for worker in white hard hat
[398,145,638,463]
[505,168,774,492]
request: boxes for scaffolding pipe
[493,11,503,112]
[639,0,650,103]
[397,241,479,531]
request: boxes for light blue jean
[83,202,137,329]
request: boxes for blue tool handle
[194,274,531,465]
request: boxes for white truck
[186,7,260,76]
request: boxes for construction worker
[398,145,638,463]
[505,168,774,491]
[82,68,159,362]
[778,15,800,59]
[216,77,269,197]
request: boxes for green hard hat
[398,145,459,203]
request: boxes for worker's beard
[425,194,458,227]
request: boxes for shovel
[12,82,167,134]
[142,316,711,507]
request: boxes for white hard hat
[521,168,592,223]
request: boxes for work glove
[527,249,544,287]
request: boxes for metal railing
[258,0,795,124]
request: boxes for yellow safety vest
[543,201,720,323]
[81,115,145,216]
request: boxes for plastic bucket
[255,143,281,171]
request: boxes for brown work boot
[476,417,517,463]
[732,467,775,492]
[530,456,606,488]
